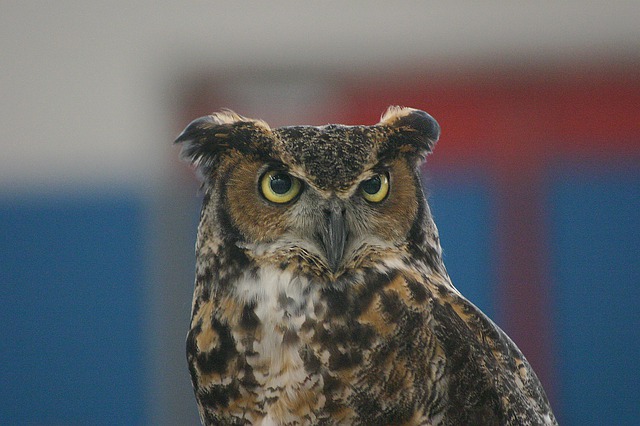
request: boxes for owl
[176,107,557,425]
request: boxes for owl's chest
[228,268,327,422]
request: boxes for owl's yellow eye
[260,170,302,204]
[360,173,389,203]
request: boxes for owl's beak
[319,202,347,273]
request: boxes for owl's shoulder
[423,278,557,425]
[332,268,555,424]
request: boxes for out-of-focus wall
[1,2,638,425]
[2,1,639,188]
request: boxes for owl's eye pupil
[270,173,292,194]
[361,176,382,195]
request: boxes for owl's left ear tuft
[378,106,440,158]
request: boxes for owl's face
[177,107,440,280]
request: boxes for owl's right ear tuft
[175,110,271,176]
[175,115,223,167]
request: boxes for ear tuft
[175,110,270,146]
[378,106,440,156]
[174,115,221,167]
[208,109,271,129]
[174,110,272,177]
[175,115,215,145]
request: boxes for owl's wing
[426,278,557,425]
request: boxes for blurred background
[1,2,639,424]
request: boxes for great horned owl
[176,107,557,425]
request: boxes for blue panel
[0,193,146,424]
[550,169,640,425]
[426,174,496,319]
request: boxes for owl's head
[176,107,441,281]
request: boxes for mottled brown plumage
[176,107,557,425]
